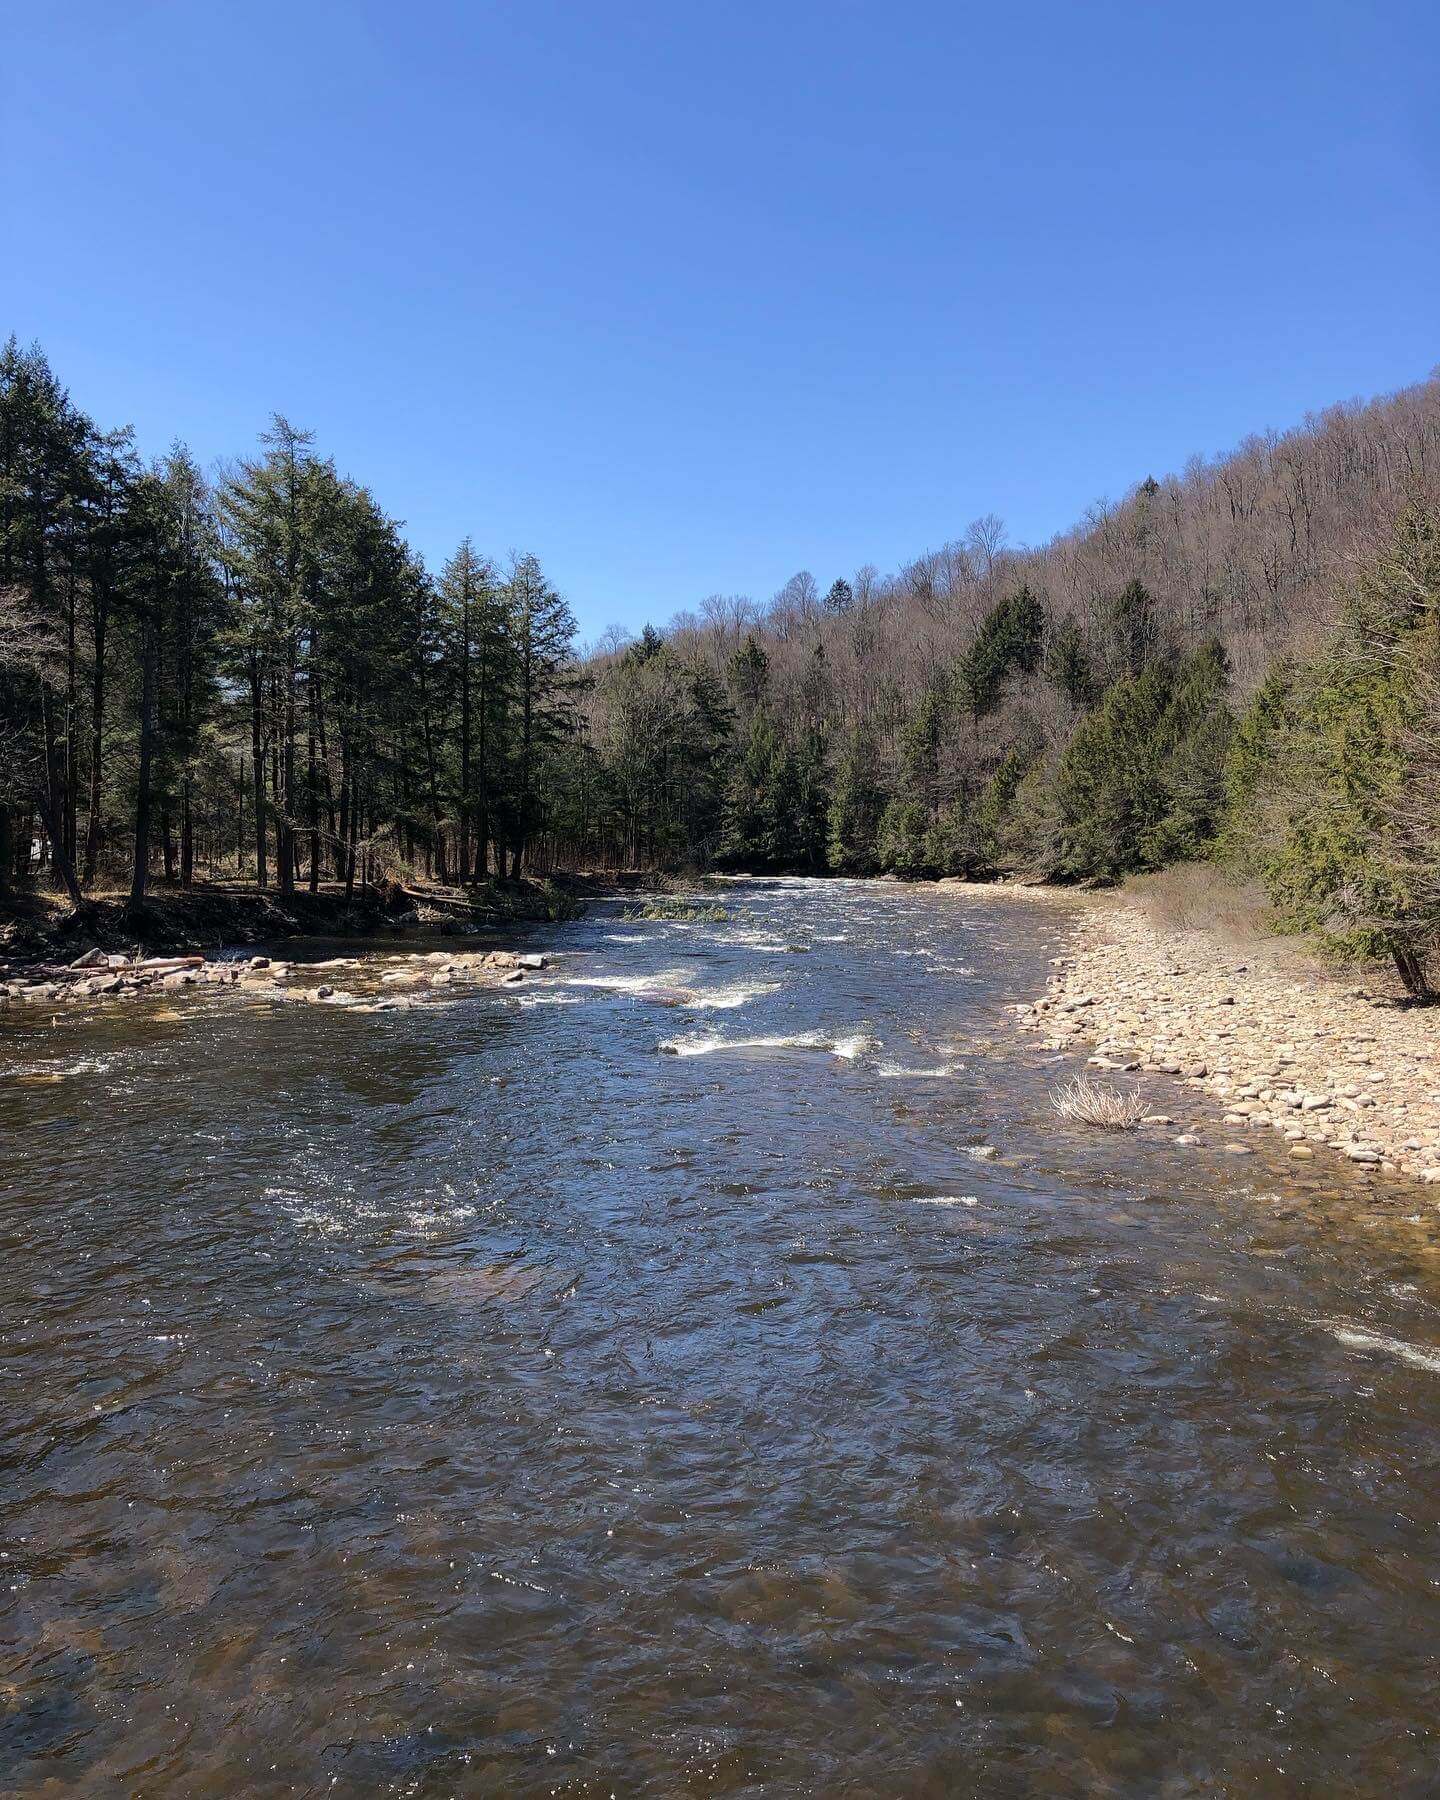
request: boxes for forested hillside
[4,337,1440,983]
[577,374,1440,877]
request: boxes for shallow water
[3,878,1440,1796]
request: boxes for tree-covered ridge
[4,338,1440,986]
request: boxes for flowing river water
[3,878,1440,1796]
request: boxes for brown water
[3,879,1440,1797]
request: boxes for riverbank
[0,871,662,971]
[0,873,653,1009]
[1007,878,1440,1186]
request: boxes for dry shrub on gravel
[1126,864,1271,944]
[1051,1075,1149,1131]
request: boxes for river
[3,878,1439,1796]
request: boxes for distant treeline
[4,339,1440,990]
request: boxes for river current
[3,878,1439,1796]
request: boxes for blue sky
[4,0,1437,639]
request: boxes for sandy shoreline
[995,883,1440,1188]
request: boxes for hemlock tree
[1043,615,1100,710]
[1223,507,1440,996]
[219,415,315,893]
[1053,640,1231,881]
[827,724,884,872]
[497,553,579,876]
[439,540,510,880]
[957,585,1045,719]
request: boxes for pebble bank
[1011,892,1440,1187]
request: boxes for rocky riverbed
[0,945,548,1013]
[1013,889,1440,1187]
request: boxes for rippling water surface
[4,879,1440,1796]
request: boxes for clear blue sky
[4,1,1437,639]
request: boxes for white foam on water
[725,930,793,952]
[4,1054,119,1080]
[602,933,647,944]
[562,969,691,996]
[875,1061,958,1078]
[684,981,779,1011]
[913,1195,979,1207]
[1325,1324,1440,1375]
[659,1030,876,1060]
[404,1202,479,1235]
[557,969,779,1013]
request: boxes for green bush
[1052,640,1231,881]
[1221,507,1440,995]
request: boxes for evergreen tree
[1223,507,1440,995]
[1102,577,1158,681]
[1053,640,1230,881]
[498,553,580,875]
[876,796,930,876]
[958,584,1045,718]
[438,540,509,879]
[729,632,770,714]
[827,724,884,872]
[1043,616,1100,709]
[719,714,785,868]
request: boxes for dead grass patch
[1125,863,1271,944]
[1051,1074,1149,1131]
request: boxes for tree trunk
[459,592,472,880]
[278,635,296,895]
[128,613,159,909]
[249,655,268,888]
[307,634,320,893]
[64,561,78,870]
[32,786,88,914]
[1392,941,1434,1001]
[417,662,448,884]
[315,679,337,878]
[82,596,108,887]
[180,782,194,887]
